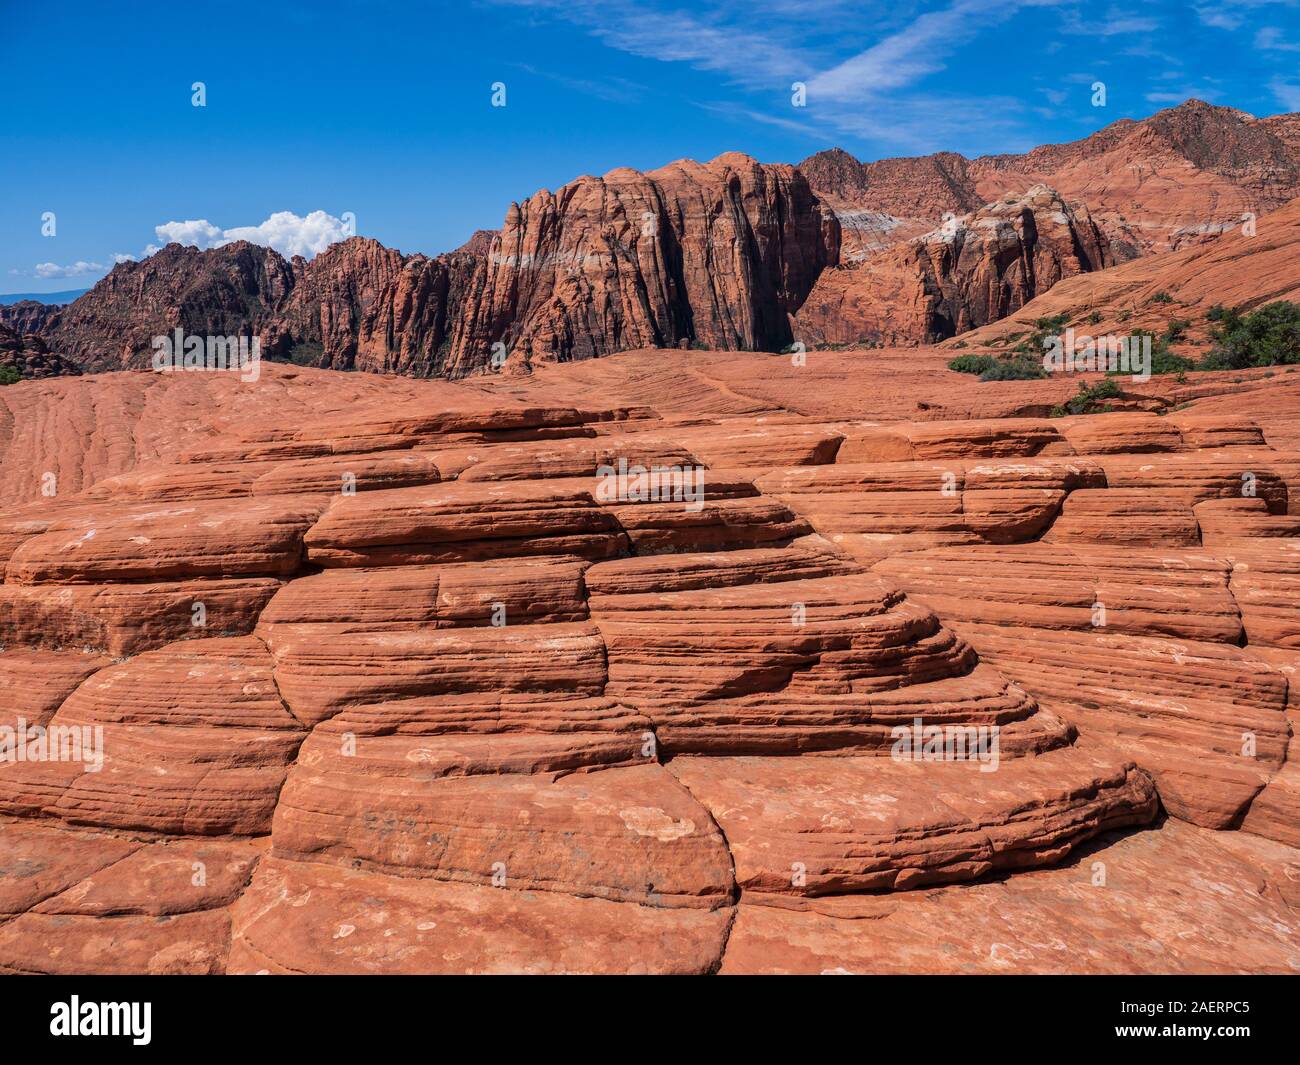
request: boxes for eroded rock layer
[2,350,1298,974]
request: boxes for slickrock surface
[2,340,1299,974]
[720,820,1300,974]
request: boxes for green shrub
[1050,377,1121,417]
[947,353,996,375]
[0,366,20,386]
[1197,300,1300,371]
[1151,291,1174,304]
[978,357,1047,381]
[1086,310,1103,325]
[1151,348,1195,375]
[948,351,1047,381]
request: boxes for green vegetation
[946,351,1047,381]
[0,366,20,386]
[1137,328,1195,376]
[947,353,996,374]
[1151,291,1174,304]
[977,357,1048,381]
[1086,310,1103,325]
[286,340,325,367]
[951,301,1300,388]
[1051,377,1121,417]
[1197,301,1300,371]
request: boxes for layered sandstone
[13,354,1270,974]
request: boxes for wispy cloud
[32,261,106,279]
[1257,26,1300,50]
[495,0,819,88]
[1060,5,1160,36]
[510,62,648,103]
[492,0,1277,158]
[1272,77,1300,111]
[806,0,1032,102]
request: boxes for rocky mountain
[796,185,1122,345]
[37,153,837,377]
[950,194,1300,352]
[23,99,1300,375]
[449,153,837,370]
[0,299,61,335]
[803,100,1300,260]
[42,241,294,372]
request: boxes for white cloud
[1272,77,1300,111]
[33,261,106,279]
[154,219,225,249]
[148,211,353,259]
[496,0,818,88]
[1257,26,1300,51]
[1194,3,1244,29]
[220,211,353,258]
[807,0,1021,102]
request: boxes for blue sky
[3,0,1298,293]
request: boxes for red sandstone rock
[4,283,1300,976]
[720,820,1300,974]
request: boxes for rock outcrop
[802,100,1300,259]
[796,185,1120,345]
[35,154,838,377]
[3,340,1299,974]
[448,153,838,367]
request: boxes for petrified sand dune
[3,341,1298,975]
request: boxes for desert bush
[1197,300,1300,371]
[1051,377,1121,416]
[947,353,996,375]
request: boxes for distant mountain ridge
[19,99,1300,377]
[0,289,88,305]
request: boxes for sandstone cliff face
[952,195,1300,352]
[448,153,838,371]
[797,185,1118,344]
[262,238,406,369]
[35,154,838,378]
[352,251,486,376]
[802,101,1300,260]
